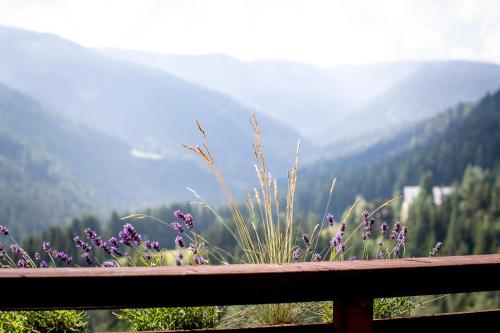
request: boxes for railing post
[333,298,373,333]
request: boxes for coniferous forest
[0,8,499,331]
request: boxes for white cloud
[0,0,499,66]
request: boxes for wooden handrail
[1,254,499,332]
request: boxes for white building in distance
[401,186,453,220]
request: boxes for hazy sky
[1,0,499,67]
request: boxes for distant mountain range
[99,49,500,153]
[0,26,311,185]
[0,25,499,234]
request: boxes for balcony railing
[1,254,499,332]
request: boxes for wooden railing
[1,254,499,332]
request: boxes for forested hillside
[296,90,500,218]
[0,83,215,234]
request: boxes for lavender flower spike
[0,225,9,235]
[73,236,91,252]
[194,256,208,265]
[173,210,194,229]
[145,240,161,252]
[40,260,49,268]
[171,222,184,233]
[175,236,184,248]
[42,242,51,252]
[326,213,334,226]
[430,241,444,257]
[102,261,118,268]
[111,247,125,257]
[118,223,142,247]
[17,259,28,268]
[54,251,72,265]
[108,237,119,248]
[188,243,197,254]
[380,223,388,236]
[292,246,302,262]
[81,252,93,266]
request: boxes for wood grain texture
[0,255,499,310]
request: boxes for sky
[1,0,499,67]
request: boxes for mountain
[0,26,311,189]
[0,82,222,234]
[98,49,500,149]
[326,61,500,155]
[295,89,500,217]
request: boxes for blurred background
[0,0,499,329]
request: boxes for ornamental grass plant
[0,116,445,331]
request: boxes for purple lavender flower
[101,242,112,254]
[173,210,194,229]
[173,209,184,220]
[111,247,125,257]
[392,246,401,255]
[326,213,334,226]
[362,216,376,241]
[84,228,106,249]
[10,244,21,254]
[200,242,208,248]
[81,252,92,266]
[331,232,344,253]
[54,251,72,265]
[40,260,48,268]
[336,242,345,253]
[302,233,310,246]
[10,244,28,259]
[143,251,152,261]
[380,223,388,236]
[339,222,346,233]
[73,236,91,252]
[176,252,184,266]
[171,222,184,233]
[84,228,98,241]
[34,252,41,261]
[349,256,357,261]
[175,236,184,248]
[145,240,161,252]
[102,261,117,267]
[194,256,208,265]
[184,214,194,229]
[430,241,444,257]
[394,225,408,245]
[391,221,401,240]
[108,237,119,248]
[0,243,4,253]
[188,243,197,254]
[377,252,385,259]
[313,253,322,262]
[302,233,312,251]
[0,225,9,235]
[292,246,302,262]
[361,210,369,222]
[17,259,28,268]
[397,231,406,245]
[42,242,51,252]
[118,223,142,247]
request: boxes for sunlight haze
[1,0,499,66]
